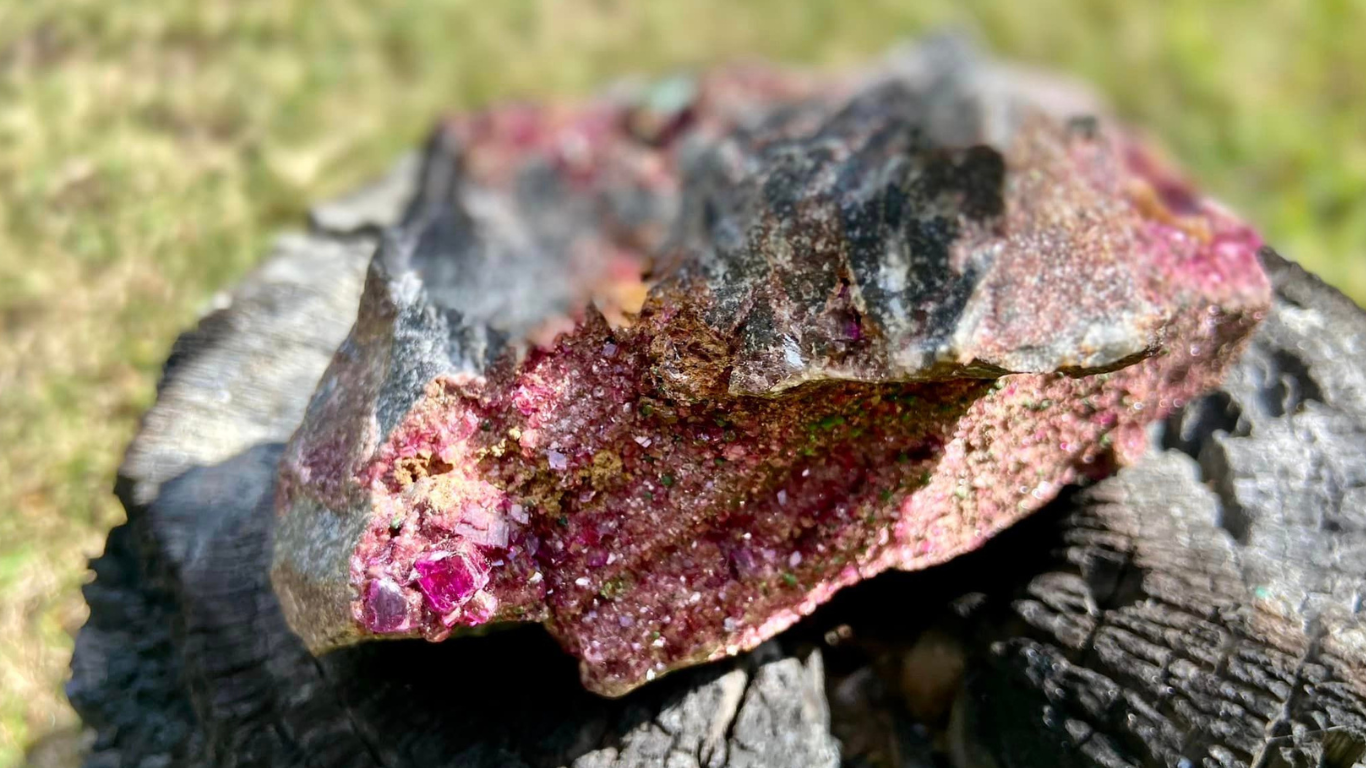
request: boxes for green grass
[1,0,1363,764]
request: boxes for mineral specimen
[270,41,1271,696]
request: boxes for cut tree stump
[69,145,1366,767]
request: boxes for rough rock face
[270,43,1271,696]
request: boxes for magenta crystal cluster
[270,42,1270,695]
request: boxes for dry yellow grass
[1,1,1363,764]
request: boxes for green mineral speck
[816,414,845,430]
[600,576,631,600]
[645,74,698,115]
[782,572,798,587]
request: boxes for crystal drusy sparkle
[270,43,1271,696]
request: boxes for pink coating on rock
[270,44,1272,697]
[348,300,1259,694]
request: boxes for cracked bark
[68,155,1365,767]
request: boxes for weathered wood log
[69,147,1366,768]
[951,251,1366,768]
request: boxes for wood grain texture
[69,153,1366,767]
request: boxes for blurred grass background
[1,0,1363,764]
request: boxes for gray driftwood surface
[68,147,1366,768]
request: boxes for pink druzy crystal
[414,552,490,617]
[362,578,410,634]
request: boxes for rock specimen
[270,44,1271,696]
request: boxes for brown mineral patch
[392,450,455,488]
[589,450,625,490]
[515,472,566,517]
[1127,177,1214,244]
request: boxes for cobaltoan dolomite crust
[271,42,1270,696]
